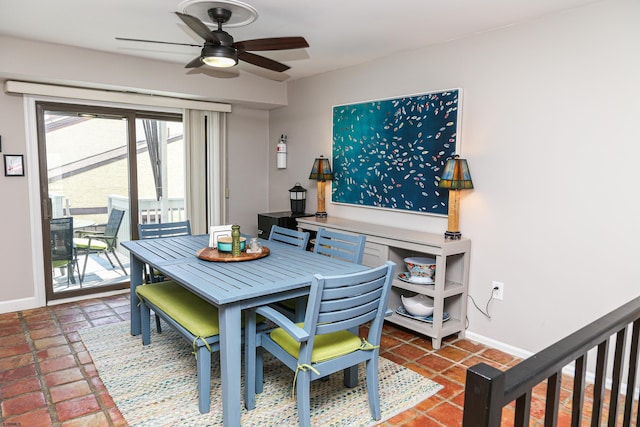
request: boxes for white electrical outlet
[492,281,504,300]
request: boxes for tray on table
[196,246,270,262]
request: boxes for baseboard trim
[464,331,532,360]
[47,289,129,306]
[0,297,40,314]
[0,289,129,314]
[465,331,640,399]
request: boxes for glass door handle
[44,197,52,220]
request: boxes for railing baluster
[623,319,640,426]
[592,340,609,427]
[514,391,531,426]
[607,328,627,426]
[572,353,587,427]
[544,372,561,427]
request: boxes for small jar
[250,237,261,253]
[231,225,241,256]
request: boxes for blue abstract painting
[332,89,459,215]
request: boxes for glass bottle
[231,225,241,256]
[250,237,261,253]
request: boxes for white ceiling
[0,0,600,81]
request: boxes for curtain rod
[4,80,232,113]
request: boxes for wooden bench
[136,280,265,414]
[136,281,222,414]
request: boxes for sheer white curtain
[184,109,228,235]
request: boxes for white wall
[0,35,288,108]
[0,91,36,307]
[0,36,275,310]
[269,0,640,353]
[226,106,270,236]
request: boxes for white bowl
[401,294,434,317]
[404,274,433,284]
[404,257,436,281]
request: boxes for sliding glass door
[36,102,182,301]
[135,116,185,226]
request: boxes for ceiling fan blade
[116,37,202,48]
[175,12,219,43]
[238,51,290,72]
[185,56,203,68]
[234,37,309,52]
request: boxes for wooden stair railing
[463,295,640,426]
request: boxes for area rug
[79,321,442,426]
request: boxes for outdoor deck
[52,250,130,292]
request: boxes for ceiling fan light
[201,45,238,68]
[202,56,237,67]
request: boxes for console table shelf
[297,216,471,349]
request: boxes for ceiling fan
[116,7,309,72]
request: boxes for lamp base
[315,212,328,218]
[444,231,462,240]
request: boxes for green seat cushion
[136,281,219,338]
[270,323,362,363]
[52,260,72,269]
[279,299,297,310]
[278,296,309,311]
[73,238,108,250]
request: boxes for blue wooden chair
[138,220,191,240]
[244,261,396,427]
[138,220,191,283]
[313,227,366,264]
[269,225,310,249]
[268,226,310,319]
[278,227,368,322]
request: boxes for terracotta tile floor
[0,293,620,426]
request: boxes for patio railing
[462,295,640,426]
[109,196,186,254]
[51,194,187,257]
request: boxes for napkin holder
[209,225,233,248]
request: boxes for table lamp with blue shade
[309,155,333,218]
[438,155,474,240]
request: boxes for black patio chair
[50,217,81,287]
[73,208,127,281]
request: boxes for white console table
[297,216,471,349]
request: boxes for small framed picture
[4,154,25,177]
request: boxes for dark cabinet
[257,211,314,237]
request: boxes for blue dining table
[122,234,368,426]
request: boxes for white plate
[397,272,434,285]
[396,306,450,323]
